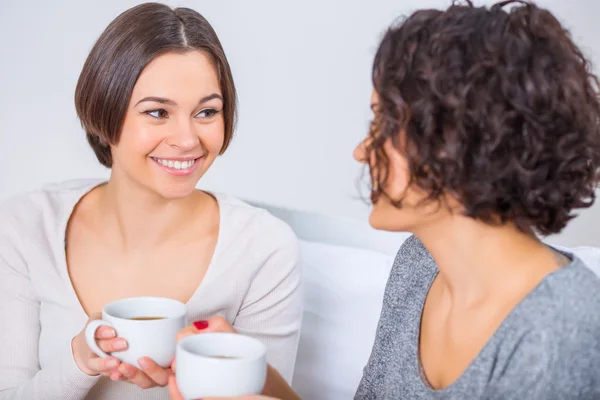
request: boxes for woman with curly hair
[353,0,600,398]
[169,0,600,399]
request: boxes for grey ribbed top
[355,235,600,400]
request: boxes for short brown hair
[75,2,237,168]
[367,0,600,236]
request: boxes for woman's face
[110,50,225,199]
[354,90,447,232]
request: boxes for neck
[98,174,201,252]
[413,216,559,307]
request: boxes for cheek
[201,119,226,154]
[369,159,410,203]
[385,164,410,199]
[116,118,162,158]
[383,143,411,199]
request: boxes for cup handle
[84,319,114,358]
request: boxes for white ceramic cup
[175,333,268,399]
[85,296,187,369]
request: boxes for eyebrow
[135,93,223,107]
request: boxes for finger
[176,316,236,342]
[203,397,278,400]
[109,370,124,381]
[170,357,176,373]
[94,325,117,340]
[138,357,171,387]
[87,356,120,374]
[168,375,185,400]
[87,312,116,340]
[118,363,156,389]
[176,325,202,342]
[97,337,128,353]
[204,316,236,333]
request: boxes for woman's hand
[72,313,172,387]
[130,316,234,389]
[168,375,279,400]
[72,313,125,378]
[176,316,237,342]
[114,356,172,388]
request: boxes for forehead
[131,51,221,101]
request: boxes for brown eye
[145,109,169,119]
[196,108,219,118]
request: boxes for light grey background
[1,0,598,246]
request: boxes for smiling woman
[0,3,302,400]
[83,50,227,199]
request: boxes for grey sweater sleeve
[355,236,422,399]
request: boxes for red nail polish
[193,320,209,330]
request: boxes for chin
[368,202,414,233]
[152,180,199,200]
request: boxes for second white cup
[175,332,268,399]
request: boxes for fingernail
[193,320,209,330]
[114,338,128,350]
[102,328,116,339]
[106,359,119,368]
[138,357,149,369]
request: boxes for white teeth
[153,158,196,170]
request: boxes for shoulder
[530,259,600,330]
[503,317,600,397]
[395,234,431,262]
[0,178,102,244]
[387,235,436,288]
[0,179,101,275]
[488,265,600,396]
[375,235,436,324]
[0,179,101,222]
[492,323,600,398]
[508,262,600,375]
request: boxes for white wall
[1,0,598,247]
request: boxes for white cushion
[291,240,396,400]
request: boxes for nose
[354,137,370,164]
[167,119,200,151]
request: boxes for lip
[151,156,201,161]
[150,156,203,177]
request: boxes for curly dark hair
[367,0,600,235]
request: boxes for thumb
[167,376,185,400]
[176,316,236,342]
